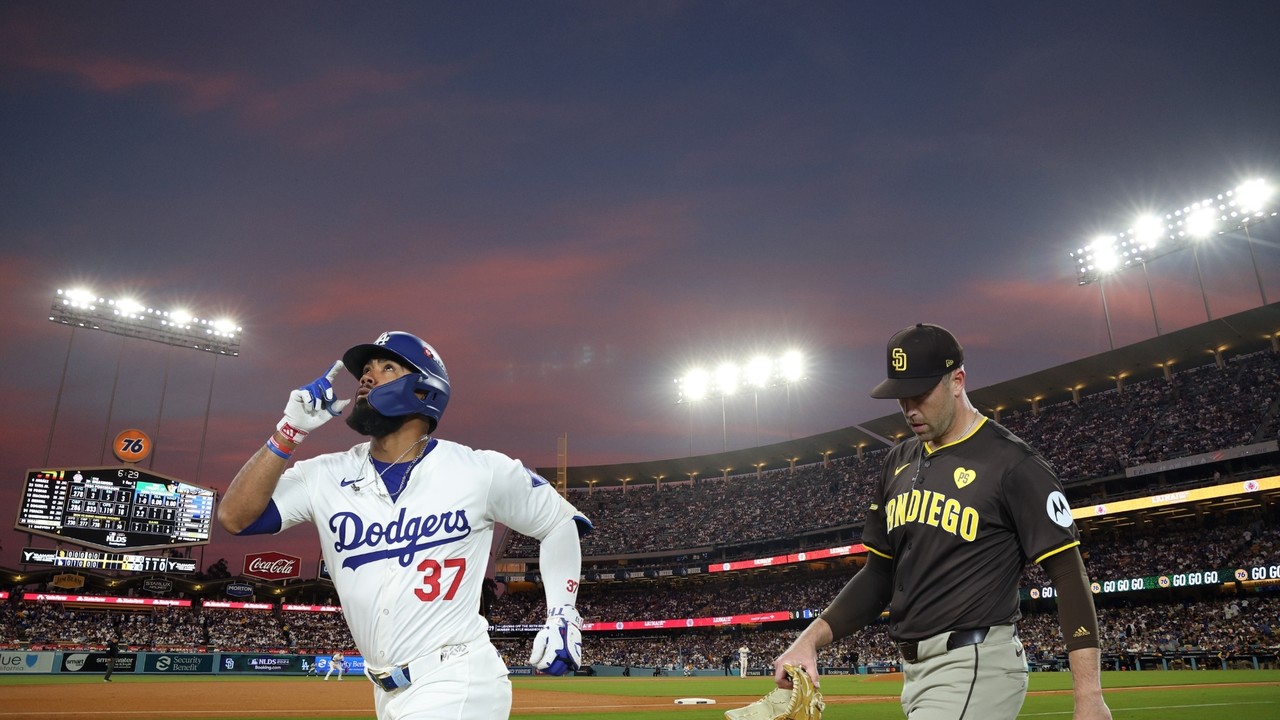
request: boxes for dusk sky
[3,2,1279,575]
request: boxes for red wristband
[266,436,293,460]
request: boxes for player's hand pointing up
[277,361,351,446]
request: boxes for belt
[896,627,991,664]
[365,643,470,692]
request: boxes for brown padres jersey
[860,417,1079,641]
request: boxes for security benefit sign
[143,653,214,674]
[0,651,56,673]
[61,652,137,674]
[314,655,366,674]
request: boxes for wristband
[276,420,310,445]
[277,417,309,445]
[266,436,294,460]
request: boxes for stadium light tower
[1069,177,1276,338]
[744,354,772,446]
[1237,178,1274,305]
[46,288,242,478]
[675,348,807,453]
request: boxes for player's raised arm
[217,360,349,534]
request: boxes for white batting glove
[528,605,582,676]
[276,360,350,445]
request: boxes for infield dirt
[0,676,902,719]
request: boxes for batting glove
[528,605,582,676]
[277,360,351,445]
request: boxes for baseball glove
[724,664,824,720]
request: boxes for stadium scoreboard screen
[15,466,216,552]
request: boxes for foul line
[1022,700,1277,716]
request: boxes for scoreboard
[15,466,216,552]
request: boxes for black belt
[896,627,990,664]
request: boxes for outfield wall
[0,650,350,676]
[1,649,1271,677]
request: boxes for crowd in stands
[544,454,880,558]
[505,349,1280,559]
[5,585,1274,671]
[2,514,1278,669]
[280,610,354,653]
[4,348,1279,671]
[0,599,353,655]
[1003,349,1280,480]
[495,594,1280,672]
[1014,514,1280,588]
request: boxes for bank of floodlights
[50,288,242,355]
[675,349,805,403]
[1070,178,1274,285]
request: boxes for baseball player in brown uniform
[774,323,1111,720]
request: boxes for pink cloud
[0,19,463,149]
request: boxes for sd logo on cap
[870,323,964,399]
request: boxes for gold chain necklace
[371,434,430,497]
[913,412,983,487]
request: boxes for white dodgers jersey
[269,438,583,669]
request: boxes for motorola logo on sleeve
[1045,491,1073,528]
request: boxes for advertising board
[0,651,56,673]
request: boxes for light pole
[1234,179,1274,305]
[719,395,728,452]
[43,327,77,467]
[675,349,805,453]
[1139,261,1161,336]
[149,346,173,470]
[47,287,241,470]
[713,362,738,452]
[99,337,128,463]
[780,350,804,439]
[1244,222,1268,305]
[1098,278,1115,351]
[195,355,221,484]
[686,399,694,456]
[1190,243,1213,321]
[1070,177,1275,335]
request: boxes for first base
[674,698,716,705]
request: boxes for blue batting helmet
[341,331,450,429]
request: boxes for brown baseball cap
[870,323,964,399]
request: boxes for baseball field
[0,670,1277,719]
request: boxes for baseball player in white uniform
[218,331,591,720]
[325,650,346,680]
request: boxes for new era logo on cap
[870,323,964,399]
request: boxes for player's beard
[345,398,410,438]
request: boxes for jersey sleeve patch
[526,468,549,488]
[1045,490,1073,528]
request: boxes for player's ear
[949,367,965,395]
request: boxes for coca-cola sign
[241,551,301,582]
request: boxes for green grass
[513,671,1280,719]
[0,670,1276,719]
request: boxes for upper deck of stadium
[540,302,1280,488]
